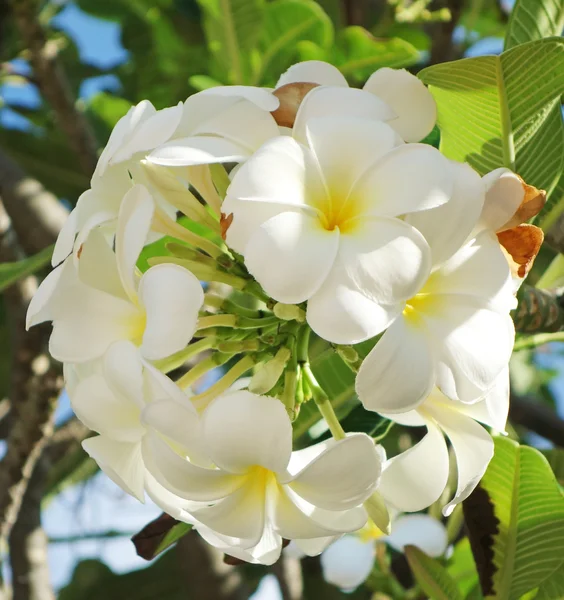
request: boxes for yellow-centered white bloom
[27,185,203,363]
[224,116,454,345]
[143,391,384,565]
[378,377,508,515]
[356,163,515,411]
[53,90,281,265]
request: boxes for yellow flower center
[358,519,386,543]
[315,191,364,234]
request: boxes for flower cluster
[28,61,545,566]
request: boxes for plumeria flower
[356,162,515,411]
[378,378,508,516]
[70,340,205,503]
[223,116,454,345]
[27,185,203,363]
[143,391,384,565]
[275,60,437,143]
[320,514,448,591]
[54,89,281,265]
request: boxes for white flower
[224,116,454,344]
[378,377,508,516]
[320,514,448,591]
[277,60,437,142]
[70,340,204,503]
[53,90,281,265]
[27,185,203,363]
[356,162,515,411]
[143,391,384,565]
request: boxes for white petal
[222,195,296,254]
[77,229,128,301]
[82,436,145,502]
[111,103,183,164]
[144,471,201,522]
[427,299,514,402]
[115,185,154,301]
[427,232,514,310]
[273,485,357,540]
[352,144,453,217]
[103,340,144,409]
[379,422,449,512]
[427,405,494,516]
[71,374,142,441]
[307,217,430,344]
[406,162,485,265]
[183,94,279,152]
[52,208,79,266]
[364,68,437,142]
[26,262,65,329]
[293,87,395,144]
[203,392,292,474]
[287,434,382,511]
[276,61,349,88]
[138,264,203,360]
[386,514,448,557]
[188,479,266,544]
[484,367,510,431]
[356,317,436,414]
[228,135,326,210]
[147,136,249,166]
[244,211,339,304]
[382,410,427,428]
[142,400,206,465]
[199,85,279,111]
[142,432,244,501]
[479,168,524,232]
[296,536,339,556]
[304,117,400,203]
[321,536,375,590]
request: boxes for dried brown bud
[497,223,544,279]
[271,82,319,128]
[500,177,546,231]
[220,212,233,241]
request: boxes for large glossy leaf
[253,0,333,86]
[418,39,564,219]
[505,0,564,50]
[0,244,53,292]
[197,0,265,84]
[405,545,465,600]
[470,437,564,599]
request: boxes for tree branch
[0,149,68,256]
[9,458,54,600]
[509,394,564,448]
[0,202,62,555]
[10,0,98,176]
[429,0,464,65]
[272,555,303,600]
[512,284,564,334]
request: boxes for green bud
[364,492,391,535]
[249,348,291,394]
[273,303,306,322]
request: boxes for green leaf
[0,245,53,292]
[535,568,564,599]
[197,0,265,84]
[419,38,564,219]
[505,0,564,50]
[334,26,419,83]
[447,538,481,597]
[405,545,465,600]
[471,437,564,599]
[253,0,333,86]
[188,74,223,91]
[541,449,564,486]
[132,513,192,560]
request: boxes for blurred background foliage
[0,0,563,599]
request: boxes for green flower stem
[204,294,264,318]
[197,314,237,330]
[152,337,215,373]
[513,331,564,350]
[149,257,247,289]
[192,354,257,411]
[152,207,224,258]
[242,280,270,303]
[303,363,345,441]
[209,164,231,199]
[236,315,279,329]
[176,353,232,390]
[296,326,311,364]
[216,339,260,353]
